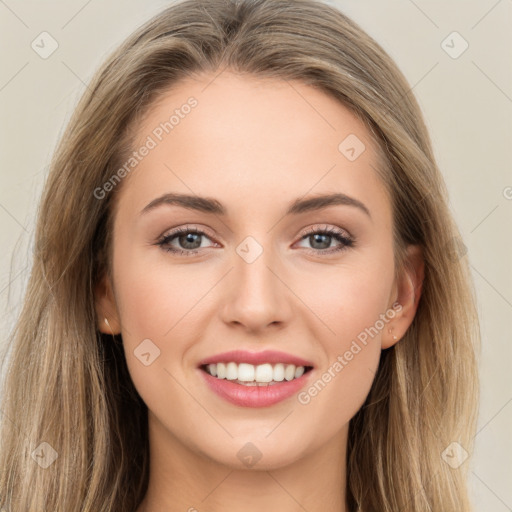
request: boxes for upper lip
[198,350,314,368]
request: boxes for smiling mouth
[200,362,314,386]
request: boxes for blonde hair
[0,0,480,510]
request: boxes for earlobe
[94,274,122,334]
[382,245,424,350]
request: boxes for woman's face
[97,71,421,469]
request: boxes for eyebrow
[140,192,371,219]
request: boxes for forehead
[116,71,391,224]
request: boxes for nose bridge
[222,233,292,329]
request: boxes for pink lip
[198,367,314,408]
[197,349,314,368]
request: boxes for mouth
[200,362,314,386]
[197,351,316,407]
[197,349,316,407]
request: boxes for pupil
[180,233,201,249]
[311,234,330,249]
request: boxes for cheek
[113,243,197,339]
[292,254,394,421]
[293,272,390,446]
[109,243,197,398]
[299,258,395,352]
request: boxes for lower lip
[199,368,313,408]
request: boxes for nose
[220,241,294,333]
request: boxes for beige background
[1,0,511,510]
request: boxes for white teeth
[273,363,285,381]
[226,362,237,380]
[204,362,309,383]
[238,363,255,382]
[284,364,296,381]
[255,363,273,382]
[216,362,226,379]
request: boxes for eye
[156,224,355,257]
[157,226,216,257]
[296,225,355,255]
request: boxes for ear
[382,244,424,350]
[94,273,122,335]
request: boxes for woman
[0,0,480,510]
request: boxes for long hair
[0,0,480,510]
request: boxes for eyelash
[156,225,355,257]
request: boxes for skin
[95,70,424,512]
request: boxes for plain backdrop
[0,1,511,510]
